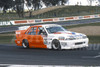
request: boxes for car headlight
[66,36,76,40]
[59,36,77,40]
[59,37,65,40]
[66,37,76,40]
[69,37,76,40]
[82,36,87,39]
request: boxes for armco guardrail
[0,14,100,26]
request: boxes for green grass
[63,22,100,29]
[0,13,20,21]
[0,32,15,34]
[34,6,100,19]
[88,36,100,44]
[0,36,15,44]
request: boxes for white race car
[15,24,89,50]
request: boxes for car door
[26,26,47,48]
[25,27,37,47]
[35,27,47,48]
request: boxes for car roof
[31,24,61,27]
[41,24,61,27]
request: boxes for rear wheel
[52,39,61,50]
[22,39,29,48]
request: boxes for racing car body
[15,24,89,50]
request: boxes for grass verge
[0,36,15,44]
[1,6,100,21]
[88,36,100,44]
[63,22,100,29]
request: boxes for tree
[88,0,96,6]
[60,0,66,5]
[33,0,42,10]
[15,0,24,17]
[25,0,34,17]
[42,0,52,7]
[26,0,42,10]
[0,0,15,13]
[42,0,60,7]
[50,0,59,6]
[42,0,68,7]
[25,0,42,17]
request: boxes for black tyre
[52,39,61,50]
[22,39,29,48]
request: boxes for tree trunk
[29,11,32,17]
[3,7,6,14]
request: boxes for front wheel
[22,39,29,48]
[52,39,61,50]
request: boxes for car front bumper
[60,38,89,49]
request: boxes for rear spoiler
[18,26,30,30]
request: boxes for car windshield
[46,26,67,34]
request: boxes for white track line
[0,64,91,67]
[94,55,100,58]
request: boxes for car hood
[49,31,86,37]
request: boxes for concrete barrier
[0,14,100,26]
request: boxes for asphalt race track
[0,44,100,66]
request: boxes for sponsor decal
[16,32,21,34]
[78,16,84,19]
[42,35,48,44]
[74,17,79,20]
[43,19,53,22]
[94,15,99,18]
[65,17,74,20]
[0,21,13,26]
[54,32,62,34]
[27,20,34,23]
[90,15,94,18]
[17,41,20,44]
[35,19,42,23]
[84,16,90,18]
[53,18,59,22]
[71,32,75,35]
[59,18,64,20]
[15,20,27,24]
[53,32,76,35]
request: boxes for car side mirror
[42,31,47,36]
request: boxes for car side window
[28,27,37,35]
[38,27,47,35]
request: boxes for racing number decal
[42,35,47,44]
